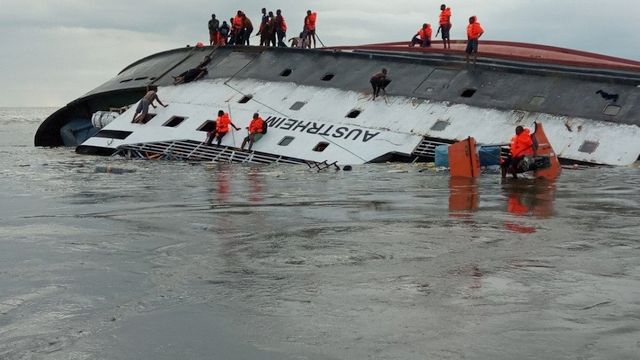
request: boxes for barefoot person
[132,86,167,123]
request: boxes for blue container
[435,145,449,167]
[478,146,501,166]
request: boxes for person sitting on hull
[370,68,391,100]
[241,113,266,151]
[501,126,534,179]
[213,110,240,146]
[410,23,432,48]
[132,86,167,123]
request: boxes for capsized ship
[34,40,640,166]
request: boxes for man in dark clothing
[243,13,254,46]
[172,66,208,85]
[370,68,391,100]
[208,14,219,46]
[219,21,230,45]
[257,8,269,46]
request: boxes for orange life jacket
[510,129,534,158]
[216,113,232,133]
[249,117,264,134]
[418,26,432,40]
[305,12,317,30]
[233,16,244,30]
[439,8,451,25]
[467,21,484,40]
[281,18,288,31]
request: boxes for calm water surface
[1,108,639,359]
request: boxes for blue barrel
[435,145,449,167]
[479,146,501,166]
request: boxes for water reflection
[247,168,263,204]
[448,177,479,214]
[503,178,557,233]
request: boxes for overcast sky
[1,0,638,107]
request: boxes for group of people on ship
[207,8,318,48]
[409,4,485,63]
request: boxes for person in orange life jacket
[274,9,287,47]
[410,23,432,47]
[209,110,240,146]
[241,113,265,151]
[231,11,245,45]
[242,12,254,46]
[438,4,452,49]
[465,16,484,64]
[501,126,534,178]
[370,68,391,100]
[304,10,317,48]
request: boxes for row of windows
[129,115,331,152]
[278,67,623,116]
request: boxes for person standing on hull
[132,86,167,123]
[438,4,452,49]
[214,110,240,146]
[304,10,317,48]
[501,126,534,179]
[465,16,484,64]
[232,11,245,45]
[241,113,266,151]
[257,8,269,46]
[410,23,432,47]
[370,68,391,100]
[274,9,287,47]
[208,14,219,46]
[243,12,254,46]
[218,21,230,45]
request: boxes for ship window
[120,79,133,83]
[578,141,599,154]
[94,130,133,140]
[238,95,253,103]
[134,77,148,81]
[460,88,476,98]
[603,104,621,116]
[321,73,335,81]
[197,120,216,132]
[278,136,295,146]
[313,142,330,152]
[530,96,545,106]
[430,120,449,131]
[133,113,156,124]
[280,69,293,77]
[163,116,187,127]
[290,101,306,111]
[346,109,361,118]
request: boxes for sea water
[1,108,639,359]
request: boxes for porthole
[197,120,217,132]
[133,113,156,124]
[530,96,545,106]
[578,141,599,154]
[290,101,306,111]
[238,95,253,103]
[94,130,133,140]
[321,73,335,81]
[313,142,330,152]
[346,109,361,118]
[460,88,477,98]
[134,77,149,81]
[280,69,292,77]
[603,104,621,116]
[430,120,449,131]
[163,116,187,127]
[278,136,295,146]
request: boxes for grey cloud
[1,0,638,106]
